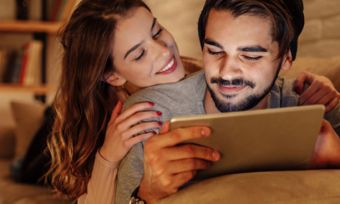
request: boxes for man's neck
[204,90,269,114]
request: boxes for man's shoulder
[270,77,299,108]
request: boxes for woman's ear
[104,72,127,87]
[281,50,293,71]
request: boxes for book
[16,0,29,20]
[28,0,42,20]
[3,50,23,84]
[0,0,16,20]
[21,40,42,86]
[0,49,10,82]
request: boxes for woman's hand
[312,120,340,167]
[294,71,339,112]
[100,101,162,163]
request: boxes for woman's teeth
[159,58,174,72]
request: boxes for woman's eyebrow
[151,17,157,31]
[124,18,158,60]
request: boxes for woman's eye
[152,28,163,39]
[207,48,223,56]
[243,55,262,61]
[134,50,145,61]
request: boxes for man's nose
[219,56,242,79]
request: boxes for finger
[168,159,212,174]
[303,90,330,105]
[116,111,161,132]
[171,171,198,188]
[122,121,162,140]
[294,72,311,94]
[151,126,211,148]
[325,97,340,113]
[108,101,123,124]
[115,102,154,124]
[299,81,321,104]
[162,144,220,161]
[124,132,155,149]
[317,91,337,106]
[160,121,170,134]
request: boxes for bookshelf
[0,21,62,34]
[0,83,50,94]
[0,0,76,96]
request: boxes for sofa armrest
[158,170,340,204]
[0,126,15,159]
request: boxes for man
[116,0,340,203]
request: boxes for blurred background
[144,0,340,59]
[0,1,339,203]
[1,0,340,127]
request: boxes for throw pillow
[10,101,45,161]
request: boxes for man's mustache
[210,77,256,88]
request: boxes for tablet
[170,105,325,180]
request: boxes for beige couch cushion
[10,101,45,160]
[0,126,15,159]
[158,170,340,204]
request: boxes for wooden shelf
[0,20,63,34]
[0,84,51,94]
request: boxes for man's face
[203,9,290,112]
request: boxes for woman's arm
[294,71,340,112]
[78,101,161,204]
[77,152,119,204]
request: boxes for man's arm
[137,123,220,204]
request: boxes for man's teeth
[160,58,174,72]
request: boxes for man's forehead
[205,9,274,47]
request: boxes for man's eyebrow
[238,46,268,52]
[204,38,223,49]
[124,18,157,60]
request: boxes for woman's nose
[151,39,170,60]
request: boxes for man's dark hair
[198,0,304,60]
[282,0,304,60]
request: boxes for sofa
[158,56,340,204]
[0,102,71,204]
[0,56,339,204]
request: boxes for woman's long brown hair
[47,0,150,199]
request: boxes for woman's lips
[156,56,177,75]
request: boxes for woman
[48,0,340,203]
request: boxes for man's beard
[207,64,281,112]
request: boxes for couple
[47,0,340,203]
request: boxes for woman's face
[109,7,185,88]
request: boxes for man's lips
[218,84,247,95]
[156,56,177,75]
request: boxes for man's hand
[138,122,221,203]
[294,71,339,112]
[312,120,340,167]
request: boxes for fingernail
[201,128,210,136]
[148,101,155,106]
[212,151,220,161]
[156,111,162,116]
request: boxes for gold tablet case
[170,105,325,180]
